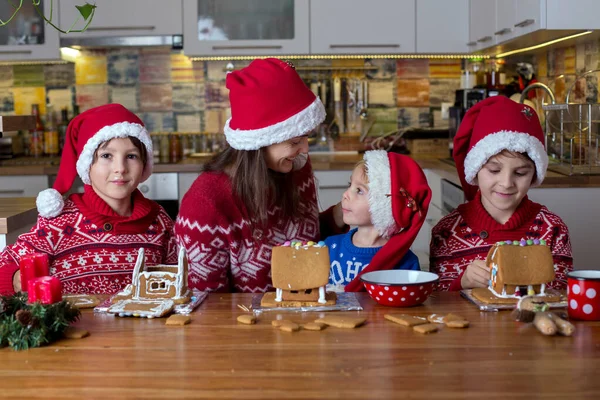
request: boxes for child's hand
[12,270,21,292]
[460,260,490,289]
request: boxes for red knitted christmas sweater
[430,191,573,291]
[175,159,343,293]
[0,185,178,295]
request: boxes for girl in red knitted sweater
[175,59,346,293]
[0,104,177,295]
[430,96,572,291]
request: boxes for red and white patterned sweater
[175,158,344,293]
[0,185,178,295]
[430,191,573,291]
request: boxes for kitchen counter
[3,153,600,188]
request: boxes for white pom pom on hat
[36,104,153,218]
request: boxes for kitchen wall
[0,49,461,137]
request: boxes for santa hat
[453,95,548,201]
[345,150,432,292]
[36,104,152,218]
[224,58,326,150]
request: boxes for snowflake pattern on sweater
[0,193,178,295]
[430,194,573,291]
[175,159,342,293]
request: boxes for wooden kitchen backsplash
[0,49,464,136]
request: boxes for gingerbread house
[109,247,192,318]
[269,241,331,304]
[486,240,555,299]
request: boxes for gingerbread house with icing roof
[486,240,555,299]
[263,240,336,306]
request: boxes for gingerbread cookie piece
[315,315,366,329]
[413,323,439,334]
[166,314,192,326]
[279,321,301,332]
[63,294,102,309]
[237,315,257,325]
[446,320,470,328]
[385,314,428,327]
[63,326,90,339]
[303,322,327,331]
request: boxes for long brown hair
[203,146,301,226]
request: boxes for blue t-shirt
[325,228,420,288]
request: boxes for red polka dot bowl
[360,270,439,307]
[567,270,600,321]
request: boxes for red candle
[27,276,62,304]
[19,253,49,291]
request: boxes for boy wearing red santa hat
[430,96,572,291]
[327,150,432,292]
[0,104,177,295]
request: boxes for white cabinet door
[513,0,545,36]
[546,0,600,29]
[416,0,469,53]
[314,170,348,212]
[311,0,415,54]
[178,172,200,204]
[0,0,60,61]
[183,0,309,56]
[0,175,49,198]
[494,0,516,43]
[468,0,496,51]
[59,0,183,37]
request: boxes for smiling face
[88,137,145,212]
[263,135,309,173]
[474,151,536,223]
[341,164,372,227]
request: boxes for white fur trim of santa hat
[223,97,326,150]
[37,188,65,219]
[364,150,397,238]
[464,130,548,186]
[75,121,153,185]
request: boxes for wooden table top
[0,197,37,234]
[2,292,599,399]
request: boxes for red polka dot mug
[567,270,600,321]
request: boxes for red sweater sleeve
[0,216,55,295]
[159,210,179,265]
[547,214,573,290]
[175,174,234,292]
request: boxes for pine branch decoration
[0,293,81,351]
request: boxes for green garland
[0,292,81,351]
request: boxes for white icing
[318,286,327,304]
[108,299,175,318]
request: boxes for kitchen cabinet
[0,175,49,198]
[0,0,60,61]
[494,0,516,43]
[314,170,347,212]
[178,172,199,204]
[468,0,495,52]
[417,0,469,53]
[183,0,309,56]
[512,0,545,36]
[528,187,600,272]
[311,0,415,54]
[546,0,600,29]
[59,0,183,37]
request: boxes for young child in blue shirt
[325,150,432,292]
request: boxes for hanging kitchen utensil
[346,78,357,133]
